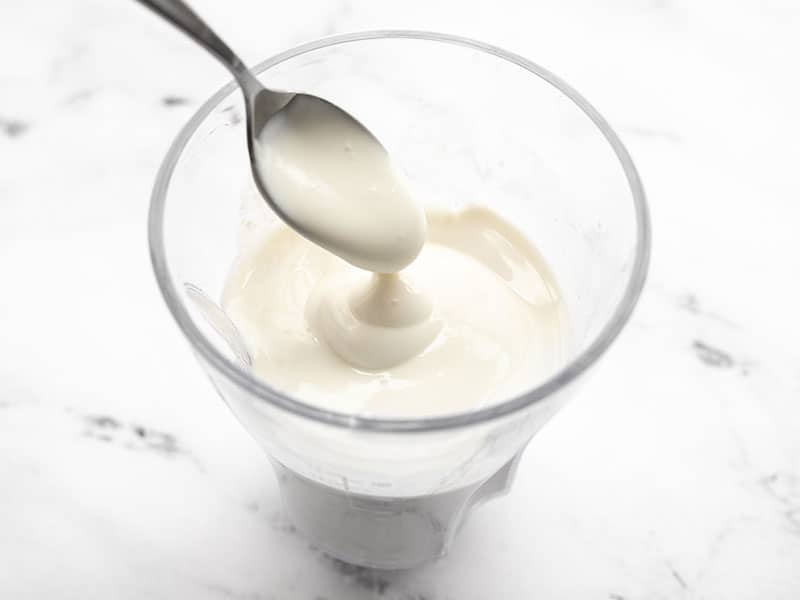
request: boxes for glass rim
[148,29,651,433]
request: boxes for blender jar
[149,31,650,569]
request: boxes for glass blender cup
[149,31,650,569]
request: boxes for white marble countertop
[1,0,799,598]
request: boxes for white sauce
[306,272,443,371]
[222,207,567,418]
[232,97,567,417]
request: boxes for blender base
[272,455,522,570]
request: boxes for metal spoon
[135,0,367,237]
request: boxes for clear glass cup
[149,31,650,569]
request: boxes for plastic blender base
[271,454,522,570]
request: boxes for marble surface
[1,0,799,598]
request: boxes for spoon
[135,0,417,269]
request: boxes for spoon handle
[135,0,263,96]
